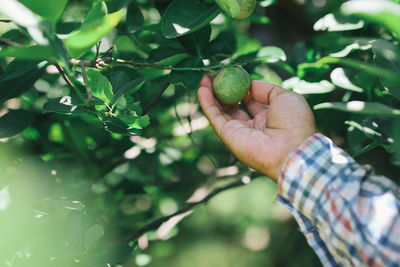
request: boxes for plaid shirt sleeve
[277,133,400,267]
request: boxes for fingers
[199,74,212,89]
[250,80,287,105]
[242,80,289,117]
[242,95,267,117]
[198,81,229,137]
[198,74,251,122]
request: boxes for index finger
[197,75,229,137]
[199,73,213,89]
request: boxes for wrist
[272,129,316,182]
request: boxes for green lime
[213,66,251,105]
[215,0,256,19]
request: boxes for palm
[198,75,315,181]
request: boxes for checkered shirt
[277,133,400,267]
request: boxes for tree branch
[0,37,22,47]
[70,57,243,73]
[173,88,218,168]
[0,19,12,23]
[124,173,260,242]
[54,64,78,94]
[142,83,169,115]
[101,47,114,59]
[80,62,92,101]
[95,41,102,61]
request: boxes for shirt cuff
[276,133,347,267]
[277,133,355,224]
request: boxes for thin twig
[124,174,259,242]
[173,88,218,168]
[352,142,379,158]
[95,41,102,61]
[142,83,169,115]
[54,64,77,94]
[80,62,92,101]
[101,46,114,59]
[0,37,21,47]
[0,19,12,23]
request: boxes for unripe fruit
[215,0,256,19]
[213,66,251,105]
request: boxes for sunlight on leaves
[314,13,364,32]
[161,0,219,38]
[283,77,335,94]
[330,68,363,92]
[314,101,400,116]
[341,0,400,40]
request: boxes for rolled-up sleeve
[277,133,400,267]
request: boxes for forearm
[278,133,400,266]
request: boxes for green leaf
[87,69,114,104]
[178,25,211,57]
[259,0,276,7]
[81,1,108,31]
[126,4,144,33]
[330,68,363,92]
[56,21,82,34]
[371,39,400,100]
[234,46,286,64]
[205,31,237,59]
[137,115,150,128]
[0,109,34,138]
[215,0,241,17]
[314,13,364,32]
[108,72,130,94]
[49,35,70,69]
[316,56,397,79]
[119,114,150,129]
[341,0,400,40]
[103,116,142,135]
[0,45,54,60]
[348,116,395,154]
[0,0,48,45]
[149,47,190,66]
[43,96,86,114]
[157,53,190,67]
[297,63,330,79]
[0,60,39,82]
[252,65,282,86]
[350,116,395,146]
[64,9,126,58]
[328,38,373,58]
[19,0,68,26]
[314,101,400,116]
[111,77,146,105]
[84,224,105,251]
[169,57,204,90]
[283,77,335,94]
[0,63,45,104]
[161,0,219,39]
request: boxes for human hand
[197,75,316,182]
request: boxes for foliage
[0,0,400,266]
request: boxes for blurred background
[2,0,400,266]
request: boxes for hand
[197,75,316,182]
